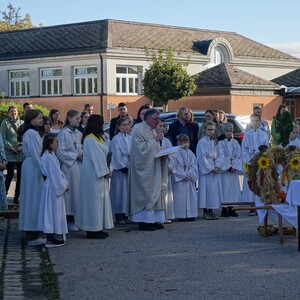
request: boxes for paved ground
[2,181,300,299]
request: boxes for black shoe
[13,197,19,204]
[177,218,188,222]
[154,223,164,230]
[186,218,195,221]
[228,207,239,217]
[86,231,107,239]
[221,207,229,217]
[138,222,156,231]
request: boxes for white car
[236,115,251,130]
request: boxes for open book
[155,146,181,158]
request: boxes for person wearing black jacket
[168,107,199,154]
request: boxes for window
[40,68,62,96]
[74,66,98,95]
[9,70,30,97]
[285,98,296,119]
[116,66,142,95]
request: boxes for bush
[0,101,49,124]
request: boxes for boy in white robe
[171,134,198,221]
[197,121,224,220]
[241,114,269,217]
[219,123,242,217]
[110,117,132,224]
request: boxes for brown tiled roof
[0,19,298,62]
[272,68,300,87]
[195,64,280,88]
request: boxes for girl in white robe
[56,109,82,232]
[37,133,69,248]
[287,125,300,147]
[170,134,198,220]
[218,123,242,217]
[76,115,114,239]
[110,117,132,224]
[197,121,224,220]
[18,110,45,245]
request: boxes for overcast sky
[3,0,300,57]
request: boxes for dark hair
[39,116,52,137]
[82,114,104,143]
[23,101,33,110]
[64,109,80,127]
[144,108,160,121]
[49,108,60,121]
[24,109,41,123]
[275,104,287,119]
[136,104,151,123]
[253,106,262,112]
[80,111,89,126]
[118,102,127,108]
[7,105,17,113]
[115,117,131,134]
[84,103,93,110]
[41,133,57,156]
[250,113,261,122]
[176,134,189,144]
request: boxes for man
[245,106,271,143]
[20,102,33,121]
[128,108,168,231]
[168,107,199,154]
[109,102,134,140]
[83,104,93,115]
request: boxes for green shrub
[0,101,49,124]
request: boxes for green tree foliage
[143,48,197,106]
[0,2,34,31]
[0,101,49,124]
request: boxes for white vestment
[19,129,44,231]
[110,132,131,214]
[37,150,68,234]
[56,127,82,216]
[219,138,242,203]
[170,147,198,218]
[76,135,114,231]
[128,121,167,223]
[197,135,224,209]
[241,129,269,202]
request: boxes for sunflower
[257,157,270,169]
[243,162,250,173]
[289,157,300,170]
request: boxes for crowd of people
[0,101,298,247]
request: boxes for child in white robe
[197,121,224,220]
[56,109,82,232]
[287,125,300,147]
[219,123,242,217]
[241,114,269,216]
[157,120,175,223]
[171,134,198,221]
[37,133,69,248]
[110,117,132,224]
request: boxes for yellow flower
[243,162,250,173]
[289,157,300,170]
[258,157,270,169]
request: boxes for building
[0,19,300,121]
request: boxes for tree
[0,2,34,31]
[143,48,198,107]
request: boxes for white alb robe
[170,147,198,218]
[109,132,132,214]
[76,135,114,231]
[197,135,224,209]
[219,138,242,203]
[37,150,68,234]
[287,139,300,147]
[128,121,168,223]
[241,128,269,203]
[56,127,82,216]
[19,129,44,231]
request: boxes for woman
[271,104,293,146]
[0,106,25,204]
[77,111,90,133]
[39,116,52,138]
[135,104,151,124]
[56,109,82,232]
[18,109,45,245]
[76,115,114,239]
[49,108,63,134]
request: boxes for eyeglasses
[205,115,212,118]
[150,117,160,121]
[206,129,215,131]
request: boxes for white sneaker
[68,223,79,232]
[27,238,46,246]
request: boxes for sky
[2,0,300,58]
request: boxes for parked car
[159,110,245,144]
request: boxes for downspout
[99,52,104,116]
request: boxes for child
[37,133,69,248]
[110,117,132,224]
[0,134,7,210]
[218,123,242,217]
[241,114,269,215]
[171,134,198,221]
[287,125,300,147]
[197,121,224,220]
[156,119,175,223]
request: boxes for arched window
[211,45,228,65]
